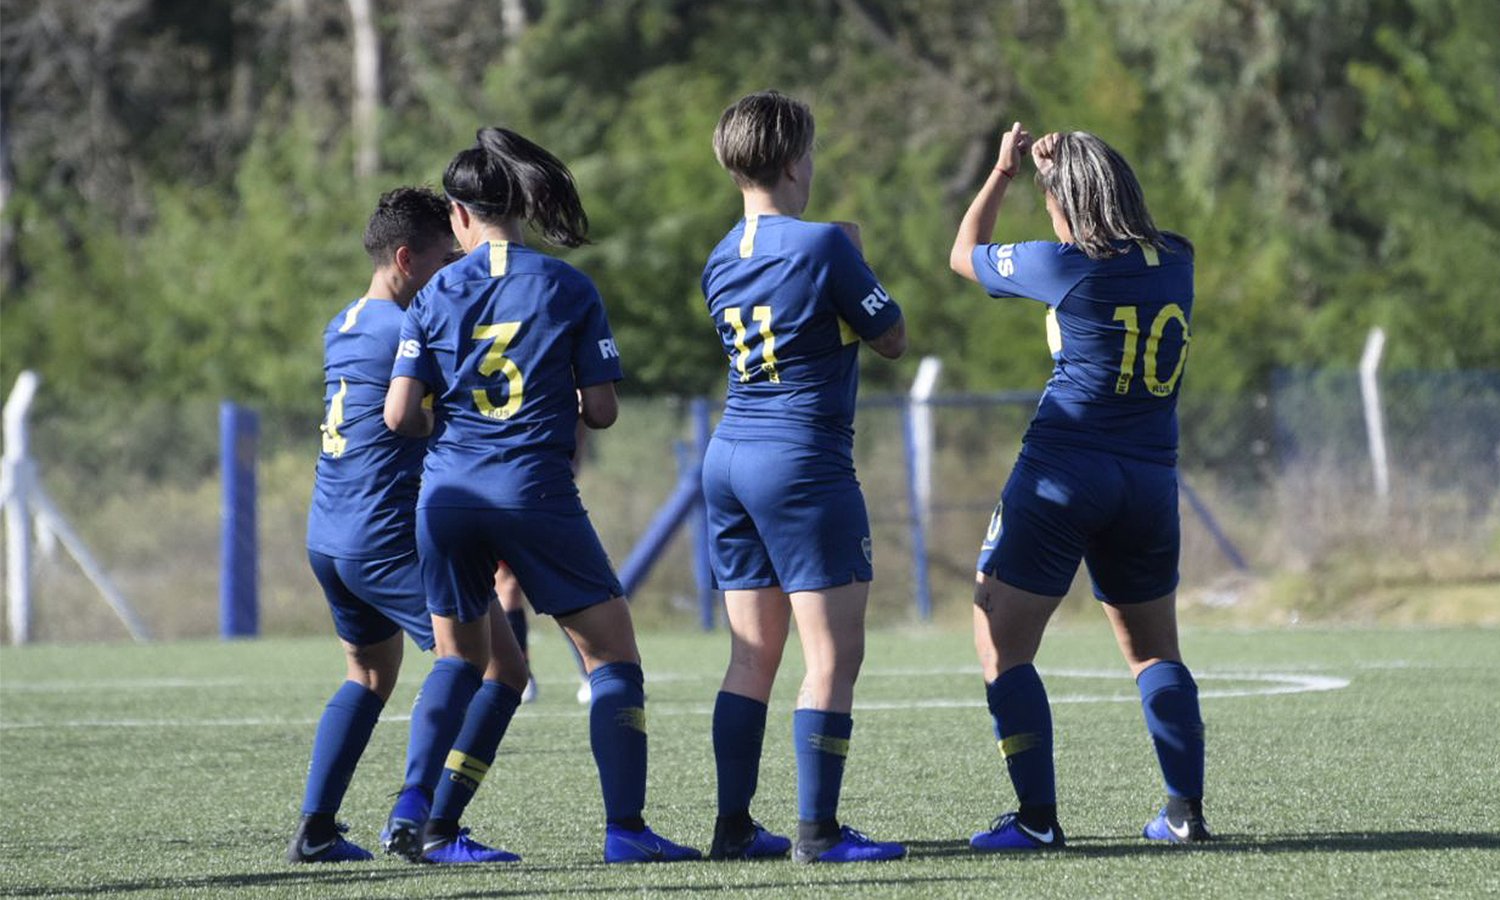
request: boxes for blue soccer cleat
[421,827,522,864]
[381,786,432,863]
[1143,808,1213,843]
[970,812,1066,852]
[709,819,792,861]
[793,825,906,863]
[603,823,703,863]
[287,819,374,864]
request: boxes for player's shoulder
[513,248,598,305]
[983,240,1081,279]
[325,296,403,337]
[776,217,849,256]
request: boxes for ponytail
[443,127,590,247]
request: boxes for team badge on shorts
[861,536,873,564]
[982,502,1003,550]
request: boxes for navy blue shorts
[417,505,624,622]
[307,549,435,650]
[976,444,1180,604]
[702,436,873,594]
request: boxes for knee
[807,642,864,688]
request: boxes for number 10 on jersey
[1112,304,1190,397]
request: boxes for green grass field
[3,625,1498,898]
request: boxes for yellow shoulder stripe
[739,214,759,259]
[338,297,370,333]
[489,240,509,277]
[1139,242,1160,267]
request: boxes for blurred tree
[0,0,1488,427]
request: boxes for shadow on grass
[898,831,1500,859]
[0,866,993,899]
[0,867,438,898]
[8,833,1496,897]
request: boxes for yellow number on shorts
[472,321,524,419]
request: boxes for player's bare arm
[578,381,618,429]
[949,121,1033,282]
[867,318,907,359]
[384,375,432,436]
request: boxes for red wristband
[994,166,1017,178]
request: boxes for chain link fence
[6,371,1498,642]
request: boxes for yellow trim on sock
[444,749,491,784]
[810,733,851,757]
[998,733,1038,759]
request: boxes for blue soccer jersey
[307,297,426,559]
[392,240,623,510]
[972,238,1194,464]
[702,215,902,451]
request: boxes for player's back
[399,240,621,510]
[308,297,425,559]
[702,215,899,451]
[974,237,1194,463]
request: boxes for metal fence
[4,370,1498,642]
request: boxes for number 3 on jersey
[1111,304,1190,397]
[472,322,524,419]
[725,306,779,383]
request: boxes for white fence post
[2,371,149,643]
[1359,327,1391,510]
[3,371,39,643]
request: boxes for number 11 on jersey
[724,305,780,383]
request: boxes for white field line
[0,668,1350,731]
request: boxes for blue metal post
[219,402,259,638]
[617,470,703,597]
[690,398,714,630]
[1178,474,1250,571]
[900,404,933,621]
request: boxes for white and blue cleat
[969,812,1066,851]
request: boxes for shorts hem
[976,566,1069,599]
[781,574,872,594]
[1092,577,1180,606]
[714,577,781,592]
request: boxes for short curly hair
[362,187,452,266]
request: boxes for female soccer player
[290,187,456,864]
[949,124,1208,850]
[382,126,699,864]
[700,91,908,864]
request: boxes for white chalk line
[0,668,1350,731]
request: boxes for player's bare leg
[557,596,641,670]
[709,588,794,859]
[558,597,700,862]
[289,632,406,863]
[789,581,867,713]
[1101,591,1182,677]
[340,632,403,702]
[721,587,792,702]
[970,573,1066,851]
[972,573,1063,681]
[1105,591,1209,841]
[782,581,903,862]
[494,564,538,701]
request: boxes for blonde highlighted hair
[1037,132,1189,260]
